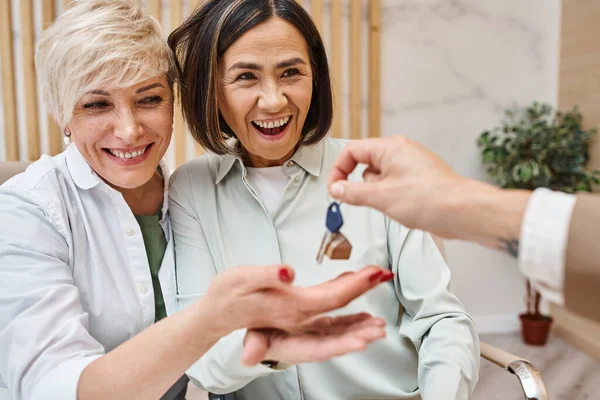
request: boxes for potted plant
[477,101,600,345]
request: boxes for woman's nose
[113,110,143,143]
[257,82,288,113]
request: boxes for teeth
[254,116,290,129]
[109,146,147,160]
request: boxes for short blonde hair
[35,0,175,128]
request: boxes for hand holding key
[317,202,353,263]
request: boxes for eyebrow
[87,83,165,96]
[136,83,165,93]
[228,57,307,72]
[88,90,110,96]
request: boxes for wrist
[446,179,531,248]
[189,295,235,340]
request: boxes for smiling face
[66,75,173,189]
[218,17,313,167]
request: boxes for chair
[0,161,30,185]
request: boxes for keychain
[316,201,352,263]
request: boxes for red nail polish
[279,268,292,283]
[380,272,395,283]
[368,271,384,282]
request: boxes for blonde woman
[0,2,390,399]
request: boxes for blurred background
[1,0,598,398]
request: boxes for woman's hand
[201,264,392,339]
[328,136,529,250]
[241,312,386,366]
[328,136,469,239]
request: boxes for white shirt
[245,166,289,217]
[519,188,577,305]
[0,144,176,400]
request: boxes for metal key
[317,202,351,263]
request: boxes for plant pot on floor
[519,313,553,346]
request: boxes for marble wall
[378,0,561,331]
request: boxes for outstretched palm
[241,313,386,366]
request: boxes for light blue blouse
[170,137,479,400]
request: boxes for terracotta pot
[519,313,553,346]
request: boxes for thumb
[329,181,381,209]
[241,330,269,366]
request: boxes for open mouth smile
[251,115,292,137]
[103,143,153,164]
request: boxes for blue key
[326,202,344,233]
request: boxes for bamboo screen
[0,0,380,166]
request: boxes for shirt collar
[65,143,103,190]
[157,160,170,223]
[215,139,325,184]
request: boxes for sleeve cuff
[30,355,101,400]
[186,329,282,392]
[419,364,472,400]
[519,188,576,303]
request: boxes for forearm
[78,297,227,400]
[418,313,480,400]
[444,180,531,257]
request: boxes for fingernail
[279,268,292,283]
[380,272,395,283]
[330,182,345,198]
[368,271,384,282]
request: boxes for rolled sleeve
[519,188,576,305]
[30,356,102,400]
[388,223,479,399]
[0,187,105,400]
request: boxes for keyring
[327,191,343,207]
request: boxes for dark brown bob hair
[168,0,333,155]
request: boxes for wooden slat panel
[188,0,204,157]
[193,141,204,156]
[349,0,362,140]
[21,0,40,160]
[368,0,381,138]
[148,0,162,23]
[311,0,323,34]
[329,0,342,138]
[42,0,63,155]
[170,0,187,166]
[189,0,202,12]
[0,1,19,160]
[558,0,600,177]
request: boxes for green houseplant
[477,101,600,345]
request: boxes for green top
[135,212,167,322]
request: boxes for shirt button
[125,227,135,236]
[294,176,300,182]
[139,285,148,294]
[287,161,295,167]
